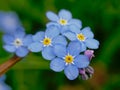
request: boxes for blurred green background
[0,0,120,90]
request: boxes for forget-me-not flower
[0,11,22,33]
[28,26,67,60]
[50,41,89,80]
[3,27,33,57]
[63,27,99,51]
[46,9,82,34]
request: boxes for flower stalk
[0,55,22,76]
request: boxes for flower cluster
[1,9,99,80]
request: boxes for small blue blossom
[0,11,22,33]
[63,27,99,51]
[3,27,33,57]
[50,41,89,80]
[46,9,82,34]
[0,75,12,90]
[28,26,67,60]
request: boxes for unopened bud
[84,50,94,60]
[85,66,94,74]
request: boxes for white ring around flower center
[76,33,86,41]
[59,19,67,25]
[42,37,52,47]
[63,53,74,65]
[13,38,23,47]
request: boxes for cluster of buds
[79,50,94,80]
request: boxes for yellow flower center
[59,19,67,25]
[77,33,85,41]
[43,38,51,46]
[65,55,74,64]
[13,38,23,47]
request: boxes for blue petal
[85,39,99,49]
[23,34,33,46]
[74,55,89,68]
[33,31,45,42]
[2,34,14,44]
[16,47,29,57]
[80,42,87,52]
[28,42,43,52]
[45,26,60,38]
[0,83,12,90]
[50,58,65,72]
[58,9,72,20]
[67,41,81,56]
[69,19,82,29]
[69,25,80,34]
[64,64,79,80]
[82,27,94,38]
[3,45,16,52]
[0,75,6,81]
[14,27,25,38]
[42,47,55,60]
[60,25,69,34]
[46,22,60,28]
[46,11,59,21]
[53,35,67,46]
[54,44,66,58]
[63,31,76,41]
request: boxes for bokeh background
[0,0,120,90]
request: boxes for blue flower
[0,11,21,33]
[3,27,33,57]
[0,75,12,90]
[28,26,67,60]
[46,9,82,34]
[50,41,89,80]
[63,27,99,51]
